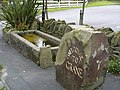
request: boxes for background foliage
[88,0,120,2]
[0,0,39,30]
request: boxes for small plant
[0,64,3,78]
[0,64,3,70]
[0,87,5,90]
[0,0,40,30]
[108,57,120,75]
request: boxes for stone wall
[39,19,73,39]
[96,27,120,59]
[10,31,40,63]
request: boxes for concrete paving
[0,25,65,90]
[48,5,120,31]
[0,5,120,90]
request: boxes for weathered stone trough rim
[11,31,39,52]
[11,30,61,51]
[8,30,61,64]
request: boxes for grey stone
[41,19,72,39]
[39,47,54,68]
[111,31,120,46]
[96,27,120,59]
[96,27,114,35]
[2,30,60,67]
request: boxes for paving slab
[0,25,65,90]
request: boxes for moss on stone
[22,33,45,44]
[39,47,54,68]
[39,19,72,39]
[55,29,93,65]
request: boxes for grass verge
[47,6,80,12]
[38,1,120,13]
[86,1,120,7]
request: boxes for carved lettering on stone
[61,38,85,87]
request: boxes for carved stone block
[55,29,109,90]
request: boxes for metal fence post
[79,0,85,25]
[79,10,83,25]
[42,0,45,22]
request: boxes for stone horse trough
[3,30,61,68]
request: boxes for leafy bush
[108,57,120,74]
[0,64,3,70]
[0,86,5,90]
[0,0,40,30]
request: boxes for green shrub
[0,64,3,70]
[108,57,120,74]
[0,86,5,90]
[0,0,40,30]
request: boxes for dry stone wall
[96,27,120,59]
[40,19,73,39]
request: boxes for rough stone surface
[69,25,95,31]
[55,29,109,90]
[96,27,120,59]
[2,28,16,44]
[10,32,40,63]
[2,29,60,68]
[39,47,54,68]
[40,19,72,39]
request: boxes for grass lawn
[86,1,120,7]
